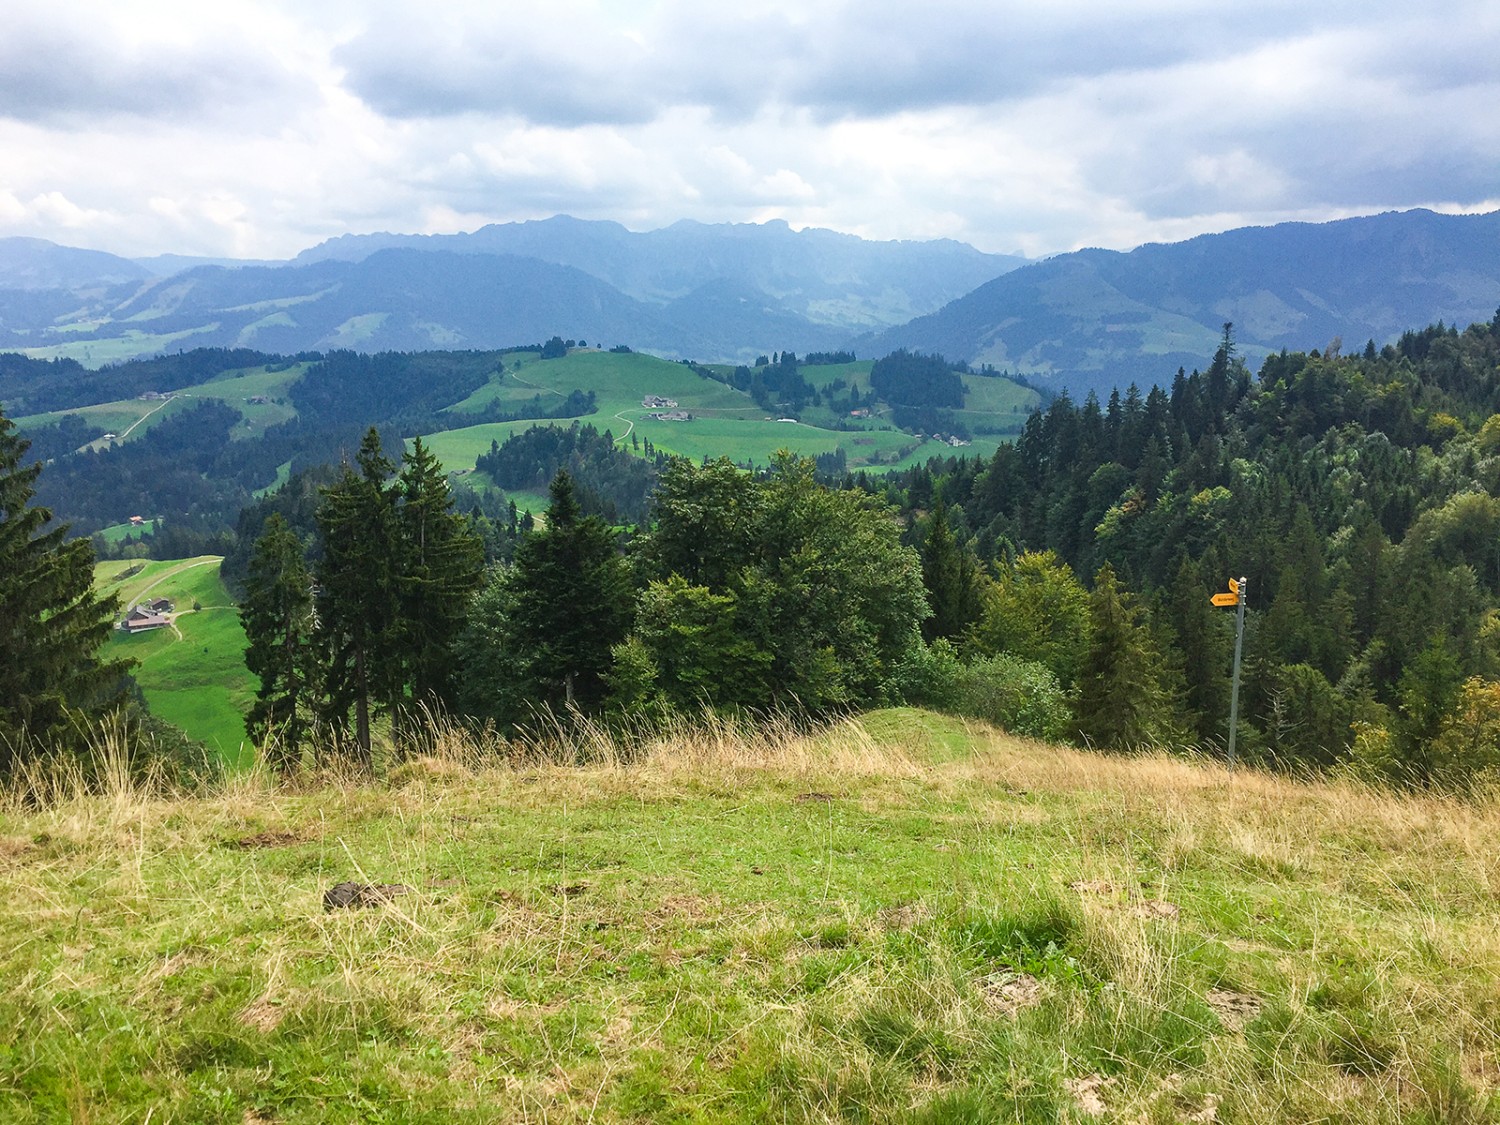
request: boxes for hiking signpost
[1211,577,1248,765]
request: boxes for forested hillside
[868,316,1500,785]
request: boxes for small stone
[322,881,411,911]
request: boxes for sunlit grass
[3,709,1495,1122]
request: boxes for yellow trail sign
[1228,577,1239,594]
[1210,592,1239,607]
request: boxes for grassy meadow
[2,709,1496,1123]
[422,351,1031,477]
[16,363,306,453]
[97,557,255,765]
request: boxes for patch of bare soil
[976,970,1043,1017]
[239,998,284,1034]
[1206,987,1262,1031]
[877,902,930,931]
[1068,879,1117,895]
[1064,1074,1113,1117]
[233,829,308,849]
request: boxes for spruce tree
[0,408,129,772]
[919,499,983,643]
[314,429,401,766]
[1075,563,1169,750]
[240,513,316,773]
[395,437,485,721]
[504,470,631,712]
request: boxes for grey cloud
[333,13,663,126]
[331,1,1403,127]
[0,16,309,125]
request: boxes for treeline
[243,441,933,771]
[475,422,665,525]
[858,317,1500,789]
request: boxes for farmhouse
[123,607,170,633]
[648,410,691,422]
[642,395,678,409]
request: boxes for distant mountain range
[868,208,1500,393]
[2,209,1498,393]
[0,218,1023,368]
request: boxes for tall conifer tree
[0,408,128,771]
[314,429,400,766]
[240,513,316,772]
[1075,563,1169,750]
[395,436,484,718]
[504,470,631,712]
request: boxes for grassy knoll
[97,557,254,765]
[15,394,195,451]
[17,363,305,450]
[3,710,1497,1123]
[427,350,985,475]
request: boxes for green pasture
[94,521,153,545]
[17,363,305,451]
[97,556,254,764]
[446,350,753,420]
[5,713,1497,1122]
[16,395,194,451]
[19,325,222,367]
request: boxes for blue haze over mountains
[1,209,1498,394]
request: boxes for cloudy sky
[2,0,1496,261]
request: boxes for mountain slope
[0,236,150,290]
[868,208,1500,393]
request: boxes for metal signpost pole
[1227,577,1247,766]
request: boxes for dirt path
[507,371,565,397]
[117,395,178,440]
[130,557,219,606]
[612,410,636,442]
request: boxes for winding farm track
[116,395,178,440]
[130,557,219,606]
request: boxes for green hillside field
[17,362,306,452]
[96,556,255,765]
[423,350,1031,476]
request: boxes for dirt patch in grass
[239,998,285,1034]
[977,970,1043,1016]
[1065,1074,1113,1117]
[1069,879,1117,895]
[1206,987,1262,1031]
[232,828,311,849]
[877,902,929,931]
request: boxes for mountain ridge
[866,208,1500,393]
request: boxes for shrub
[891,641,1070,740]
